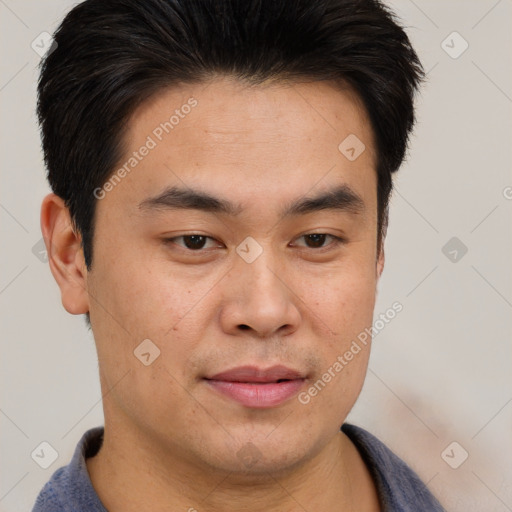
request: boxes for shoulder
[341,423,445,512]
[31,427,106,512]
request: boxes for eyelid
[164,234,223,250]
[290,233,345,250]
[164,232,346,252]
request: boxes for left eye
[293,233,343,249]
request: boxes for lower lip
[205,379,305,408]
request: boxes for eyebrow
[138,184,365,218]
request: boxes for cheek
[297,283,374,426]
[88,256,201,428]
[299,259,376,410]
[303,261,377,339]
[90,248,206,337]
[88,251,226,407]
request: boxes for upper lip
[206,365,305,383]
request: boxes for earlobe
[40,193,90,315]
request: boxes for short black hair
[37,0,424,288]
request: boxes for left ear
[376,207,388,279]
[376,244,385,279]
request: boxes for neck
[86,417,379,512]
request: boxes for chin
[201,426,325,477]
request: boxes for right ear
[40,193,90,315]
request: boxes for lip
[204,365,306,408]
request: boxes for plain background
[1,1,511,510]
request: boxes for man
[32,0,445,510]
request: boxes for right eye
[163,234,224,251]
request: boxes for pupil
[184,235,206,249]
[306,234,326,248]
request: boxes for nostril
[238,324,250,330]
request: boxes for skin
[41,76,385,511]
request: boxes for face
[83,77,384,474]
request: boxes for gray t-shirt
[31,424,445,511]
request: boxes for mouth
[203,365,306,408]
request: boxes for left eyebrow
[281,184,365,217]
[137,183,365,217]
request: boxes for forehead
[105,77,377,214]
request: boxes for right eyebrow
[138,186,243,215]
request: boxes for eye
[164,232,345,254]
[165,234,222,251]
[292,233,345,249]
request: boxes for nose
[219,248,301,339]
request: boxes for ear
[376,207,388,280]
[40,193,90,315]
[376,243,385,279]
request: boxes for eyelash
[163,233,346,254]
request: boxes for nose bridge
[235,236,285,296]
[223,237,300,336]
